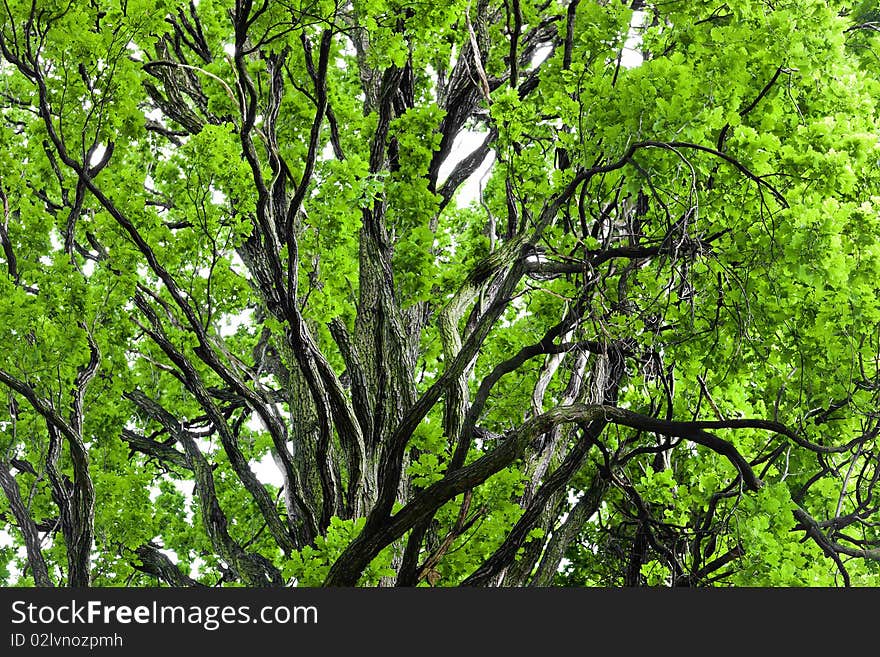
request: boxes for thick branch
[120,429,190,470]
[326,404,765,585]
[133,294,297,555]
[0,461,53,586]
[126,389,283,586]
[133,543,205,587]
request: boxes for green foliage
[1,0,879,589]
[283,517,396,586]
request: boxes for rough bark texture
[0,0,878,589]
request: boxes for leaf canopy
[0,0,879,587]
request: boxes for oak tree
[1,0,880,587]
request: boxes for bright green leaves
[155,123,255,226]
[490,87,524,141]
[407,451,445,488]
[283,517,396,586]
[611,55,713,143]
[9,0,156,151]
[406,415,450,492]
[0,546,14,586]
[385,104,444,303]
[3,0,880,590]
[389,104,445,179]
[295,156,367,325]
[357,0,409,69]
[732,483,830,586]
[145,124,255,332]
[637,465,679,508]
[354,0,466,73]
[425,467,530,586]
[0,259,96,398]
[186,125,255,215]
[392,223,437,304]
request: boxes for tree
[0,0,878,588]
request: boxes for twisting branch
[327,404,773,585]
[132,293,297,555]
[465,3,492,103]
[0,185,20,284]
[529,472,609,586]
[633,141,788,208]
[414,491,482,585]
[126,389,284,586]
[120,429,190,471]
[132,543,205,587]
[0,461,53,586]
[717,66,784,150]
[462,423,602,586]
[0,348,97,587]
[285,30,332,230]
[5,22,327,550]
[506,0,523,89]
